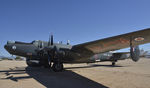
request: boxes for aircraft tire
[52,62,63,72]
[43,61,51,68]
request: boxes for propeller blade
[130,37,140,62]
[51,34,53,45]
[48,35,51,46]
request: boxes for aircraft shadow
[65,64,124,69]
[0,67,108,88]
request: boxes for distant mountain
[0,56,4,59]
[0,56,15,60]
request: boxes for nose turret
[7,40,15,44]
[4,41,16,54]
[4,44,9,50]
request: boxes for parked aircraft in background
[91,51,130,65]
[4,28,150,71]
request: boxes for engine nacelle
[130,45,140,62]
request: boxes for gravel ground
[0,58,150,88]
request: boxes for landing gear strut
[42,57,64,72]
[49,50,64,72]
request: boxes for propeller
[51,34,53,45]
[130,37,140,62]
[38,34,54,67]
[48,34,54,46]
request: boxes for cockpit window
[31,40,39,46]
[7,41,15,44]
[31,40,44,48]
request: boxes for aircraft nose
[5,40,17,50]
[4,44,11,51]
[4,44,17,55]
[4,44,16,51]
[4,44,8,50]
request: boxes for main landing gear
[40,51,64,72]
[52,62,64,72]
[43,55,64,72]
[44,61,63,72]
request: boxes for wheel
[112,62,115,66]
[43,60,51,68]
[40,54,51,68]
[26,58,41,67]
[52,62,63,72]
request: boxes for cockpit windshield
[31,40,41,44]
[31,40,39,46]
[31,40,44,48]
[7,41,15,44]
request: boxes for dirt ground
[0,58,150,88]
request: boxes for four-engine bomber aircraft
[4,28,150,72]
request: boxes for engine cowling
[130,45,140,62]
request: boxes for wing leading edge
[72,28,150,54]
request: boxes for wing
[72,28,150,54]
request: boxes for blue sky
[0,0,150,56]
